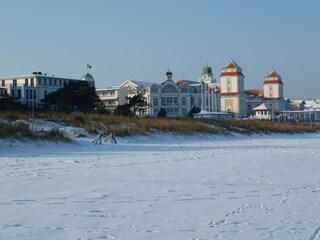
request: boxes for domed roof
[202,66,212,75]
[166,69,173,76]
[81,73,95,82]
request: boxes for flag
[87,64,92,69]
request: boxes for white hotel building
[0,72,94,107]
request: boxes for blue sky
[0,0,319,99]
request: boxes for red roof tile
[245,89,264,96]
[220,72,244,77]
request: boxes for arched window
[181,97,186,106]
[128,87,136,95]
[153,97,159,106]
[162,84,177,93]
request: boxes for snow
[1,132,320,240]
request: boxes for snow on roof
[252,103,270,111]
[304,100,320,109]
[290,100,305,104]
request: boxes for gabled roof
[264,70,283,85]
[220,59,244,77]
[119,80,155,88]
[266,70,281,79]
[222,59,242,71]
[252,103,270,111]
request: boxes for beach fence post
[92,131,117,145]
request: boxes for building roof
[0,73,82,82]
[245,89,264,97]
[266,70,281,78]
[120,80,155,88]
[290,99,306,104]
[252,103,270,111]
[202,66,213,75]
[81,73,95,82]
[304,100,320,110]
[166,69,173,76]
[175,79,198,85]
[264,70,283,85]
[222,59,242,71]
[220,59,244,77]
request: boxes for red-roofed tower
[219,59,247,117]
[263,70,284,99]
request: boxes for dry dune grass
[0,111,318,139]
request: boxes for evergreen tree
[157,107,167,118]
[41,81,100,113]
[115,92,148,116]
[188,106,201,117]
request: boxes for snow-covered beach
[1,132,320,240]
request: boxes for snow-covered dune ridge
[1,125,320,239]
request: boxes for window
[13,79,17,87]
[191,97,195,106]
[54,79,57,86]
[1,80,5,87]
[30,78,34,87]
[30,89,33,99]
[49,79,52,86]
[25,79,29,87]
[43,78,47,85]
[180,87,187,93]
[162,84,177,93]
[181,97,187,106]
[153,98,159,106]
[59,80,62,87]
[128,87,136,94]
[38,78,42,85]
[26,89,29,99]
[44,90,47,97]
[18,89,21,99]
[33,90,36,99]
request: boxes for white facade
[96,80,154,115]
[148,71,202,117]
[96,87,129,113]
[252,103,271,120]
[0,72,94,108]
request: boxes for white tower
[219,59,246,118]
[263,70,284,99]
